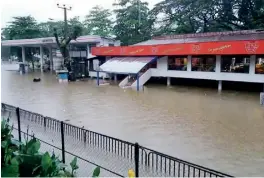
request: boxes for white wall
[151,55,264,83]
[89,71,110,78]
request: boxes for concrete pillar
[49,46,53,72]
[218,80,222,92]
[22,46,26,63]
[114,74,117,82]
[215,55,221,73]
[167,77,171,86]
[249,55,256,74]
[137,74,139,91]
[96,71,99,86]
[40,46,44,72]
[187,55,192,72]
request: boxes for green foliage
[2,0,263,47]
[113,0,153,45]
[92,166,100,177]
[151,0,264,35]
[2,16,42,40]
[84,6,113,37]
[1,118,100,177]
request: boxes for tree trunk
[31,59,34,72]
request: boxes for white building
[1,35,120,78]
[91,30,264,91]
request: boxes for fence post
[16,107,22,142]
[44,117,47,131]
[60,121,66,164]
[134,142,139,177]
[83,130,86,145]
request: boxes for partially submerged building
[91,30,264,91]
[1,35,120,78]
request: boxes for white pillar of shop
[218,80,222,92]
[187,55,192,72]
[49,46,53,72]
[216,55,222,92]
[40,46,44,72]
[22,46,26,63]
[249,55,256,75]
[167,77,171,86]
[215,55,221,73]
[114,74,117,82]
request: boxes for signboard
[91,40,264,56]
[42,39,54,43]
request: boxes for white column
[87,44,90,53]
[218,80,222,92]
[249,55,256,74]
[187,55,192,72]
[167,77,171,86]
[49,46,53,72]
[40,46,44,72]
[114,74,117,81]
[22,46,26,63]
[216,55,221,73]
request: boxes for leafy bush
[1,118,100,177]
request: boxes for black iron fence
[1,103,232,177]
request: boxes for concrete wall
[89,71,110,79]
[87,39,120,59]
[151,55,264,83]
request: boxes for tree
[3,16,42,40]
[150,0,264,35]
[113,0,154,45]
[39,20,64,37]
[1,16,43,67]
[53,19,82,70]
[83,6,113,37]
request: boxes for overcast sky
[1,0,161,27]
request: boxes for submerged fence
[1,103,232,177]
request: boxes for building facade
[1,35,120,78]
[91,30,264,91]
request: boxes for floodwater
[1,65,264,176]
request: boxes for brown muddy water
[1,66,264,176]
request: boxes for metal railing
[1,103,233,177]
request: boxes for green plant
[1,118,20,177]
[1,118,101,177]
[92,166,100,177]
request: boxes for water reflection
[1,67,264,176]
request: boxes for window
[168,56,187,71]
[191,56,216,72]
[221,55,250,73]
[256,55,264,74]
[88,44,97,53]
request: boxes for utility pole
[57,4,72,40]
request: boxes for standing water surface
[1,68,264,176]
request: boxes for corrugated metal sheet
[152,30,264,40]
[133,32,264,46]
[99,57,154,74]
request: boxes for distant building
[1,35,120,78]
